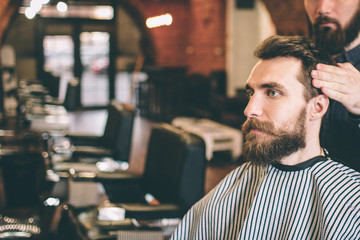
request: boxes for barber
[304,0,360,171]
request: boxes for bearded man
[305,0,360,171]
[170,35,360,240]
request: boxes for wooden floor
[68,109,240,194]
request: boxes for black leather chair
[42,71,60,99]
[63,78,81,111]
[0,132,56,208]
[0,132,60,239]
[99,123,207,219]
[1,151,47,208]
[65,100,135,164]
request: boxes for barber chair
[65,100,135,164]
[1,151,47,208]
[0,133,60,239]
[63,78,81,111]
[42,71,60,99]
[56,123,207,239]
[101,123,207,214]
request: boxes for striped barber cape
[171,156,360,240]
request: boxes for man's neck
[278,144,324,166]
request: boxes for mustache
[314,16,340,28]
[241,118,276,135]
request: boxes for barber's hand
[311,62,360,116]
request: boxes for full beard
[241,108,306,166]
[311,10,360,56]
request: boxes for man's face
[304,0,360,55]
[242,57,308,165]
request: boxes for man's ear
[308,95,329,121]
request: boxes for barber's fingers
[312,79,346,94]
[311,62,360,115]
[317,62,358,74]
[337,62,359,71]
[312,63,359,83]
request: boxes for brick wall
[131,0,225,74]
[187,0,226,74]
[131,0,189,69]
[0,0,22,44]
[132,0,308,75]
[263,0,308,36]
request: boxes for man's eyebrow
[245,84,252,90]
[260,82,285,90]
[246,82,285,90]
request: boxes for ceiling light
[146,13,173,29]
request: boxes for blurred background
[0,0,308,111]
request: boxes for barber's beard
[311,10,360,55]
[241,108,306,166]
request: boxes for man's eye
[267,90,279,97]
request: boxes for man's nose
[244,95,263,118]
[317,0,333,16]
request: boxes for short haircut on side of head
[254,35,336,101]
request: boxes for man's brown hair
[254,35,336,101]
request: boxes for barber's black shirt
[320,44,360,172]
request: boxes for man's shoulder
[312,157,360,185]
[312,158,360,223]
[230,162,265,176]
[214,162,265,187]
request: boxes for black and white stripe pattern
[171,156,360,239]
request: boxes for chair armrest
[120,203,186,220]
[65,133,102,146]
[96,172,142,182]
[72,146,113,159]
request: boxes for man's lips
[316,18,337,28]
[319,22,335,27]
[242,119,276,136]
[249,128,268,134]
